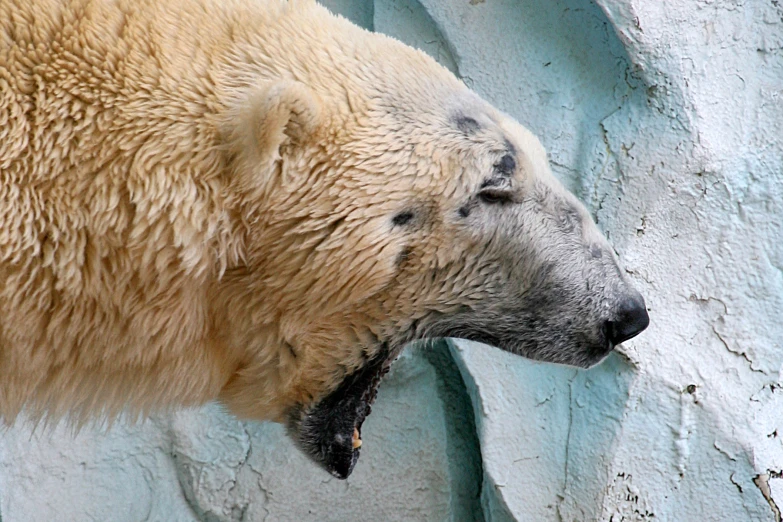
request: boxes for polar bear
[0,0,648,478]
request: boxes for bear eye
[478,188,514,205]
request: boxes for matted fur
[0,0,646,429]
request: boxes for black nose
[606,295,649,345]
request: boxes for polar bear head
[216,14,648,479]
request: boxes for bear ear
[226,80,322,196]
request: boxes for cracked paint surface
[0,0,781,520]
[420,0,783,519]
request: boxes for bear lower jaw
[287,343,395,479]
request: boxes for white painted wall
[420,0,783,519]
[1,1,780,520]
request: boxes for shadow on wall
[168,343,484,522]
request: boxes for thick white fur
[0,0,589,423]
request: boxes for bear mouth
[286,344,395,479]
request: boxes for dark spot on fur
[455,115,481,135]
[392,210,414,226]
[458,205,471,218]
[495,154,516,176]
[284,342,297,359]
[591,245,603,259]
[396,246,413,267]
[504,139,517,157]
[328,215,347,232]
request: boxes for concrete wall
[1,0,781,520]
[0,344,483,521]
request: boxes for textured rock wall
[1,0,781,520]
[419,0,782,519]
[0,345,481,521]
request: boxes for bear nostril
[605,295,650,346]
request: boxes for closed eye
[478,188,514,205]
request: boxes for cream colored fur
[0,0,468,422]
[0,0,581,423]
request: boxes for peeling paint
[675,391,696,478]
[754,472,782,522]
[0,0,780,520]
[601,473,656,521]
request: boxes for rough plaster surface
[0,346,481,521]
[424,0,782,520]
[1,0,781,520]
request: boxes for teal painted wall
[1,1,781,520]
